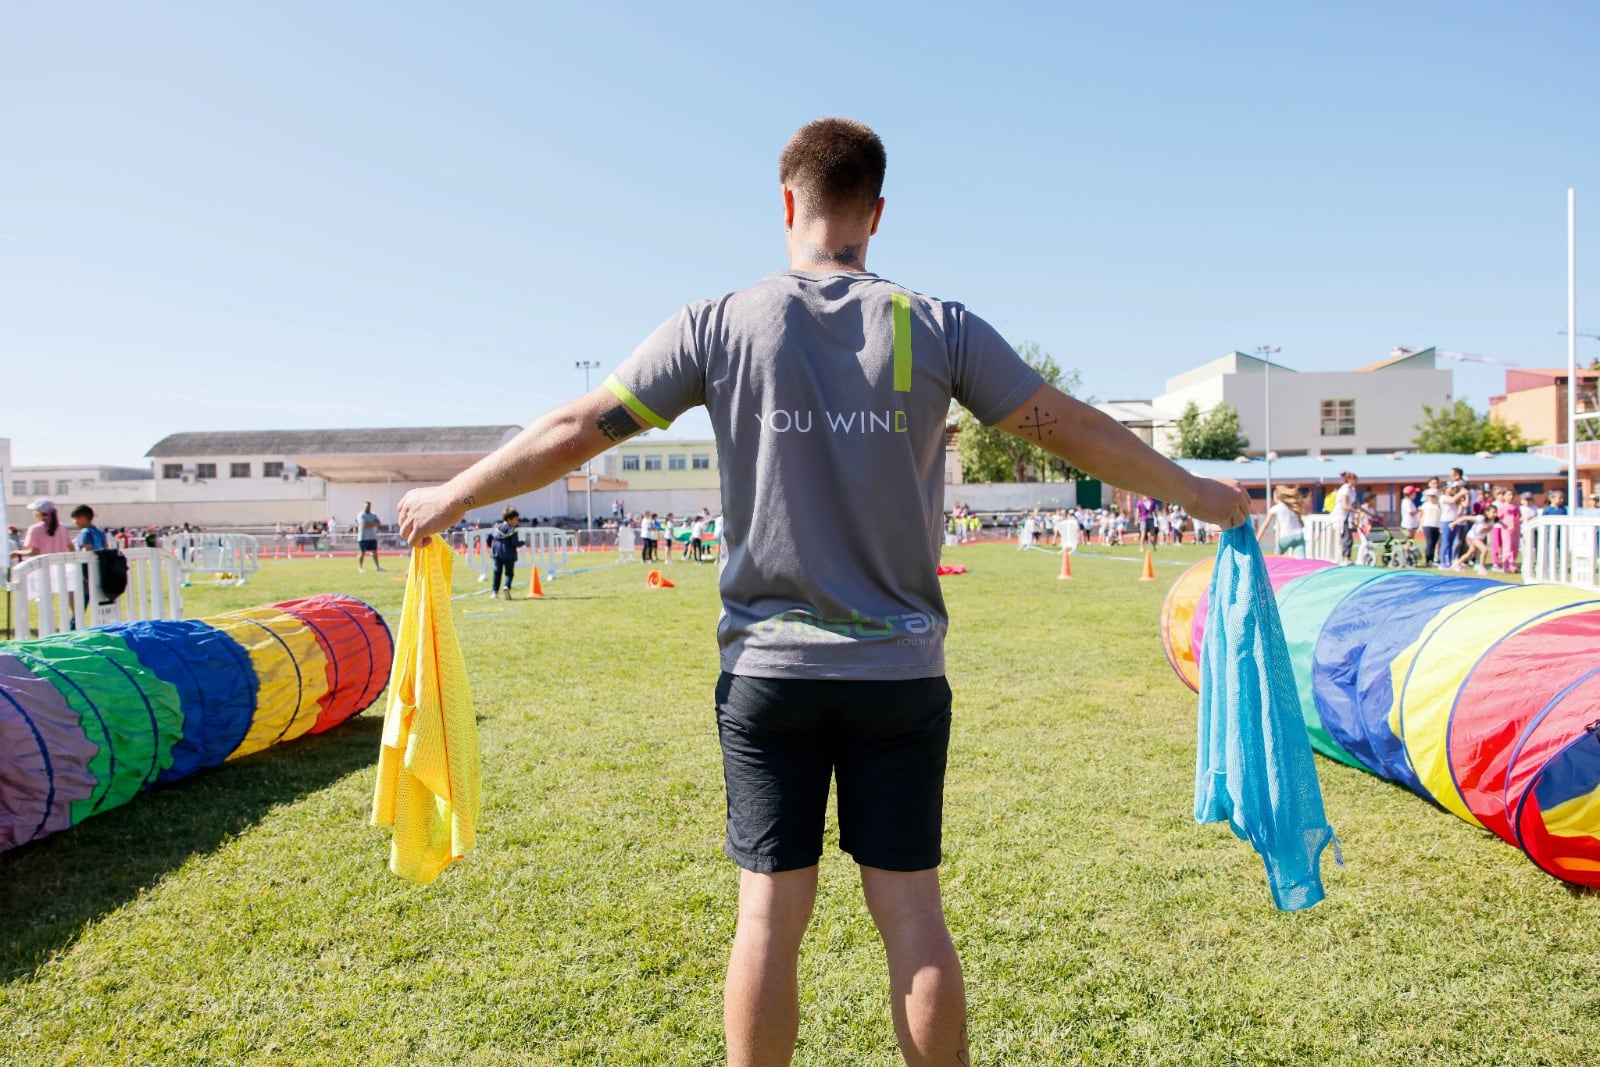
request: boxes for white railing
[460,527,574,583]
[159,532,260,586]
[8,548,185,639]
[1522,515,1600,591]
[1303,514,1341,563]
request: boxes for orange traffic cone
[527,566,544,598]
[1057,547,1073,580]
[1138,548,1156,581]
[647,569,676,589]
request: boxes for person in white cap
[9,500,74,562]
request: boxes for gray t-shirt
[607,270,1043,679]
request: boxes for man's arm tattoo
[801,241,863,268]
[459,494,476,507]
[596,404,642,442]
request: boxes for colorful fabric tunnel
[0,594,392,854]
[1162,559,1600,887]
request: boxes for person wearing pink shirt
[9,499,74,562]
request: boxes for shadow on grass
[0,715,382,981]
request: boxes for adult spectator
[396,116,1249,1065]
[1136,495,1159,549]
[10,500,73,562]
[357,502,385,572]
[1330,472,1360,564]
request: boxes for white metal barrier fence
[8,548,186,639]
[1302,514,1341,563]
[1522,515,1600,591]
[460,527,574,583]
[159,532,260,586]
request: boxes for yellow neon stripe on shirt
[604,374,671,430]
[891,293,913,393]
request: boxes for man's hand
[397,486,468,546]
[1186,476,1252,530]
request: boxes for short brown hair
[778,118,885,218]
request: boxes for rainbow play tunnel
[1162,560,1600,887]
[1,594,392,854]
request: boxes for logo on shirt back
[755,607,944,646]
[754,409,907,433]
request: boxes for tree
[955,342,1084,482]
[1170,401,1250,460]
[1412,400,1539,453]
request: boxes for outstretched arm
[397,386,646,544]
[993,383,1251,529]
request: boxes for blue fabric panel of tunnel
[1345,574,1497,797]
[1530,730,1600,812]
[1308,572,1408,778]
[106,620,258,782]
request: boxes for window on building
[231,462,252,478]
[1320,399,1356,437]
[162,465,182,480]
[668,454,686,471]
[11,481,25,497]
[692,454,711,470]
[644,455,662,471]
[32,479,49,494]
[621,455,640,472]
[56,480,70,495]
[262,461,284,478]
[195,463,217,479]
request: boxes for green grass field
[2,542,1597,1066]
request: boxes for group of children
[636,511,717,563]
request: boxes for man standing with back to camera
[398,117,1249,1066]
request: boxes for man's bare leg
[726,865,819,1067]
[860,866,968,1066]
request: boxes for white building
[1153,347,1453,458]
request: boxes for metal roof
[145,426,520,458]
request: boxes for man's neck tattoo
[800,241,863,269]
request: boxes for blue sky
[3,2,1596,467]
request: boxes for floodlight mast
[1569,190,1578,512]
[1254,345,1281,502]
[576,360,601,538]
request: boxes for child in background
[70,505,108,552]
[490,508,520,600]
[1453,505,1495,574]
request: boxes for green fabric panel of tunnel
[11,632,185,822]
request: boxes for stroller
[1356,515,1426,569]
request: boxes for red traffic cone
[1139,548,1156,581]
[528,566,544,598]
[1058,547,1073,580]
[647,569,676,589]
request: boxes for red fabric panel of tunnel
[272,595,394,733]
[1448,613,1600,846]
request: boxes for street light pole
[576,360,600,540]
[1254,345,1281,502]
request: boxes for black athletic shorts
[358,539,378,552]
[714,671,952,874]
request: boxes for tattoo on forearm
[596,404,642,442]
[1019,405,1059,441]
[459,495,476,507]
[801,241,863,268]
